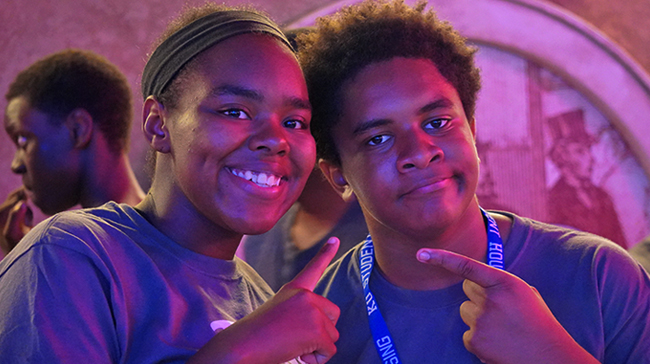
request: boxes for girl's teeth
[258,173,268,184]
[231,169,280,187]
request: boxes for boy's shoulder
[502,211,646,288]
[503,210,627,256]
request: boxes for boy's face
[322,57,480,239]
[157,34,315,235]
[4,97,81,215]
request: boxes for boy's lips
[401,176,453,197]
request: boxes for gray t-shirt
[242,201,368,291]
[630,236,650,273]
[0,202,273,363]
[315,212,650,363]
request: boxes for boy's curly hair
[298,0,481,165]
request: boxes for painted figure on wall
[476,139,515,213]
[546,109,627,247]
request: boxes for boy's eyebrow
[351,98,456,136]
[418,98,455,114]
[210,85,311,111]
[352,119,392,136]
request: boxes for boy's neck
[369,205,512,291]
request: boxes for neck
[81,152,146,208]
[290,170,350,251]
[136,192,242,260]
[370,202,510,291]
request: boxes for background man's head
[5,49,132,155]
[4,49,133,214]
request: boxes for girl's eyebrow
[211,84,263,101]
[286,96,312,111]
[210,84,311,111]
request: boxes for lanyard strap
[359,208,504,363]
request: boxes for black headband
[141,10,292,99]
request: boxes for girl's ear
[319,159,356,202]
[142,96,171,154]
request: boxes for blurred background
[1,0,649,248]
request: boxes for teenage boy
[0,5,340,363]
[1,49,146,256]
[299,1,650,363]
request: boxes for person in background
[1,49,145,256]
[299,0,650,362]
[240,27,368,291]
[0,4,340,363]
[630,235,650,272]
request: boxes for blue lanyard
[358,208,504,363]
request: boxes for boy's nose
[397,132,443,172]
[10,152,26,174]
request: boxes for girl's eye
[220,109,250,120]
[425,118,451,130]
[367,134,391,146]
[16,135,27,148]
[283,119,307,130]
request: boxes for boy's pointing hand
[416,248,598,364]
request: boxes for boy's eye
[219,108,250,120]
[424,118,451,130]
[367,134,391,146]
[16,135,27,148]
[283,119,307,130]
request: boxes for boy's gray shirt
[315,212,650,363]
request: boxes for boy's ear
[65,108,93,149]
[142,96,171,154]
[318,159,356,202]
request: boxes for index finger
[416,248,507,288]
[0,187,27,213]
[284,236,340,291]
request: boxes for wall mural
[474,46,649,248]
